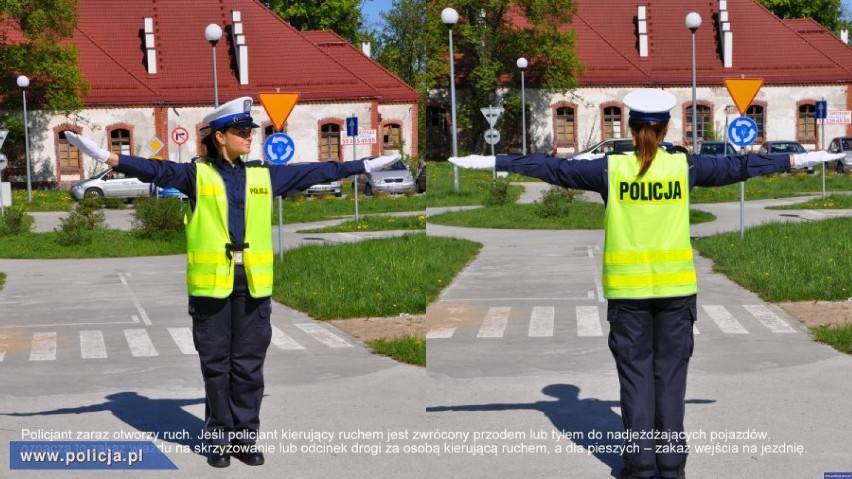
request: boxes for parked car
[570,138,634,160]
[69,169,151,201]
[357,157,418,195]
[304,181,342,197]
[757,140,812,173]
[698,141,738,157]
[826,136,852,173]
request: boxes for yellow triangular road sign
[724,79,763,115]
[259,93,300,131]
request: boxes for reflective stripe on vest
[602,149,697,299]
[186,162,274,298]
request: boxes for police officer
[66,97,399,468]
[449,89,842,479]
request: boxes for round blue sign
[727,116,758,148]
[264,133,295,165]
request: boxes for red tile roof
[505,0,852,87]
[302,30,419,103]
[65,0,417,105]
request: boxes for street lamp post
[685,12,702,153]
[517,57,528,155]
[441,7,459,192]
[17,75,32,203]
[205,24,223,108]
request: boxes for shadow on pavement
[427,383,716,477]
[3,391,205,455]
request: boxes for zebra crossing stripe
[270,325,306,350]
[576,306,603,337]
[743,305,797,333]
[80,330,107,359]
[477,307,510,338]
[702,305,749,334]
[528,306,555,337]
[167,328,196,355]
[30,332,57,361]
[426,327,456,339]
[124,329,158,357]
[294,323,352,348]
[0,335,8,362]
[693,324,700,335]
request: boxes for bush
[534,186,578,218]
[0,205,35,236]
[131,196,185,238]
[484,177,511,206]
[101,197,126,209]
[55,197,105,245]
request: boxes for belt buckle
[233,251,244,265]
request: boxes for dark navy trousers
[189,265,272,446]
[607,294,697,478]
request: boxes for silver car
[358,157,416,195]
[69,169,152,200]
[570,138,634,160]
[826,136,852,173]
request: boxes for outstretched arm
[450,154,607,196]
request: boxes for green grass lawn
[0,230,185,258]
[692,217,851,302]
[365,336,425,366]
[296,214,427,233]
[689,171,852,203]
[765,193,852,210]
[428,201,716,229]
[272,233,481,320]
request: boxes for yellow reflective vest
[602,149,697,299]
[186,162,274,298]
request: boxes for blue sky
[360,0,391,28]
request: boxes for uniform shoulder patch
[245,160,268,168]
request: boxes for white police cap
[623,89,677,122]
[202,96,260,131]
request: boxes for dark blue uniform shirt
[495,151,792,204]
[115,154,365,244]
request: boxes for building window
[264,125,275,142]
[797,104,816,141]
[320,123,340,160]
[685,105,712,142]
[109,128,131,156]
[554,106,575,147]
[383,124,402,150]
[602,106,622,140]
[57,130,81,174]
[746,105,765,140]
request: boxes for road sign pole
[821,97,826,200]
[489,105,496,181]
[350,114,359,222]
[353,139,359,222]
[278,196,284,263]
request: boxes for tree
[267,0,364,44]
[0,0,88,177]
[758,0,843,32]
[374,1,446,156]
[379,0,583,156]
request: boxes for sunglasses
[227,127,254,138]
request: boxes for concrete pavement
[424,186,852,478]
[2,188,850,477]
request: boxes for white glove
[448,155,496,169]
[65,131,110,163]
[792,151,845,169]
[363,154,400,173]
